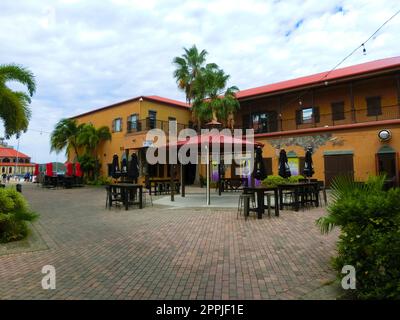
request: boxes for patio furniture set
[237,180,327,220]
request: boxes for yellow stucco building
[70,56,400,187]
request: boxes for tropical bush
[0,188,38,243]
[287,175,305,183]
[261,175,304,187]
[316,175,400,299]
[86,176,112,186]
[261,175,286,187]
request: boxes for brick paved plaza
[0,185,339,299]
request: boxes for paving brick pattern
[0,185,339,299]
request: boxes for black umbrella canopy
[254,146,267,180]
[112,154,120,179]
[128,153,139,180]
[121,154,128,174]
[303,148,314,178]
[278,149,291,178]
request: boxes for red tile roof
[71,95,189,119]
[0,162,34,167]
[144,95,189,108]
[236,56,400,99]
[0,147,30,159]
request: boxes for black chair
[105,185,124,209]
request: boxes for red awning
[160,131,263,150]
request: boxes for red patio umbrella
[34,164,40,176]
[65,162,74,176]
[75,162,83,177]
[158,131,263,205]
[46,163,53,176]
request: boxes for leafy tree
[77,123,111,156]
[0,64,36,138]
[192,66,239,128]
[50,118,84,159]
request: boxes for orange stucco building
[70,56,400,187]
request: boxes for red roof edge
[237,56,400,100]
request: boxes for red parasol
[34,164,40,176]
[75,162,83,177]
[65,162,74,176]
[46,163,53,176]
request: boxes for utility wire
[276,8,400,112]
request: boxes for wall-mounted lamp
[378,129,391,142]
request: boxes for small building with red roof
[0,142,35,176]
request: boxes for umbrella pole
[170,164,175,202]
[206,145,210,205]
[180,163,185,197]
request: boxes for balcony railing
[236,104,400,134]
[126,118,188,134]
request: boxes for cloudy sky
[1,0,399,163]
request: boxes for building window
[366,96,382,116]
[331,101,345,121]
[127,114,139,132]
[250,111,278,133]
[296,107,320,124]
[302,108,313,123]
[148,110,157,129]
[112,118,122,132]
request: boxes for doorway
[376,151,398,188]
[324,153,354,188]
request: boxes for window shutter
[295,110,302,125]
[313,106,320,123]
[120,118,122,132]
[112,120,115,132]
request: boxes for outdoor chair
[105,185,124,209]
[317,181,327,206]
[237,191,256,220]
[143,188,153,207]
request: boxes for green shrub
[261,175,286,187]
[0,188,38,243]
[287,175,304,183]
[316,175,400,299]
[86,176,112,186]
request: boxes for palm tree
[173,45,208,105]
[50,118,84,159]
[77,123,111,179]
[192,66,240,128]
[0,64,36,137]
[77,123,111,156]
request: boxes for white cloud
[0,0,399,162]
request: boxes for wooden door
[324,154,354,187]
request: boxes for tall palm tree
[77,123,111,156]
[50,118,84,159]
[192,66,240,128]
[0,64,36,137]
[173,45,208,105]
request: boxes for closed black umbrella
[278,149,291,178]
[303,148,314,178]
[112,154,120,179]
[254,146,267,180]
[121,153,128,175]
[128,153,139,183]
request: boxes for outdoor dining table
[277,182,319,212]
[243,186,279,219]
[219,177,247,194]
[148,179,180,195]
[109,183,143,210]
